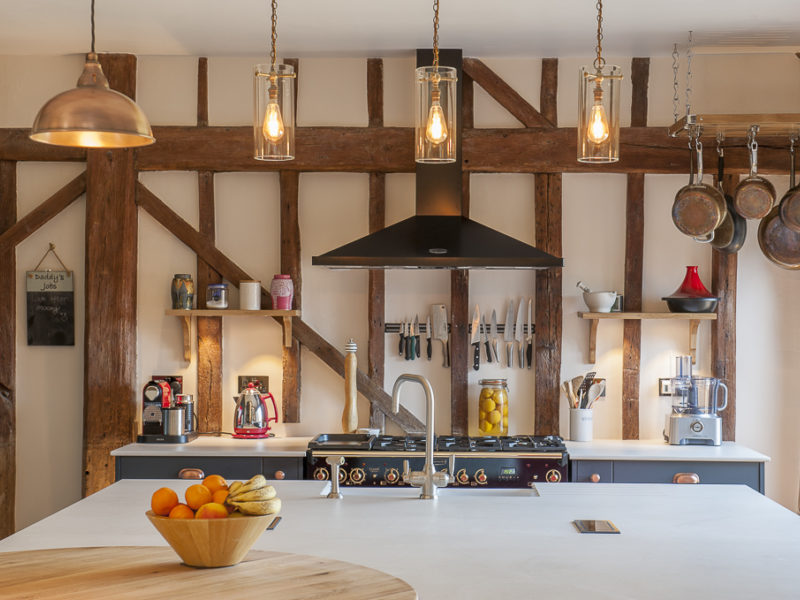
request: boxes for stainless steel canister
[176,394,195,433]
[162,407,185,436]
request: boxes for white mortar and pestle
[577,281,617,313]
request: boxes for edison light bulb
[587,101,609,144]
[425,102,448,145]
[262,101,285,143]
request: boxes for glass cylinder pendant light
[30,0,154,148]
[577,0,622,163]
[415,0,457,164]
[254,0,295,161]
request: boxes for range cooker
[305,434,567,488]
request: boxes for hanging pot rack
[669,113,800,139]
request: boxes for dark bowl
[662,296,718,313]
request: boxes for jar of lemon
[477,379,509,435]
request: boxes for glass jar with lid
[206,283,229,309]
[477,379,509,436]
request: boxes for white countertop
[565,439,770,462]
[111,436,311,457]
[1,479,797,599]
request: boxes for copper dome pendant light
[577,0,621,163]
[30,0,154,149]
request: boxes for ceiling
[2,0,800,58]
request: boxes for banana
[231,474,268,496]
[230,497,281,516]
[228,485,276,502]
[227,481,243,496]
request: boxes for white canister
[240,280,261,310]
[569,408,593,442]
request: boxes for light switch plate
[238,376,269,394]
[658,378,672,396]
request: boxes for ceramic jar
[171,274,194,309]
[270,274,294,310]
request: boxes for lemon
[479,410,487,420]
[488,410,501,425]
[503,404,508,416]
[479,420,491,433]
[480,388,493,400]
[479,398,496,412]
[502,416,508,428]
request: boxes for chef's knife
[406,319,415,360]
[503,301,515,367]
[432,304,450,368]
[425,315,432,361]
[490,309,500,364]
[470,305,481,371]
[515,299,525,369]
[414,315,420,359]
[398,319,405,356]
[481,314,492,363]
[525,298,533,370]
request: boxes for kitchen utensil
[489,309,500,363]
[233,382,278,438]
[576,280,592,293]
[663,297,719,312]
[514,299,525,369]
[757,205,800,269]
[413,315,420,359]
[665,373,727,446]
[398,319,405,356]
[710,145,747,254]
[406,319,416,360]
[470,305,481,371]
[503,300,515,367]
[672,138,727,237]
[564,380,578,408]
[342,339,358,433]
[571,375,585,401]
[779,137,800,232]
[576,371,596,405]
[432,304,450,368]
[525,298,533,369]
[425,315,432,360]
[586,381,605,408]
[734,128,776,219]
[662,266,718,312]
[481,313,492,363]
[582,290,616,313]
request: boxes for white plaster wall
[6,52,800,530]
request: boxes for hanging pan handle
[747,125,759,177]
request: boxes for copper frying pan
[778,137,800,233]
[758,143,800,269]
[734,129,776,220]
[672,139,726,238]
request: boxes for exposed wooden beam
[540,59,558,126]
[0,129,85,163]
[713,174,738,441]
[450,270,469,435]
[0,160,17,539]
[280,171,302,423]
[0,173,86,251]
[534,173,562,435]
[622,57,650,440]
[83,54,139,496]
[137,183,424,432]
[463,58,554,128]
[197,57,209,127]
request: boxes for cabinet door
[262,457,302,480]
[571,460,613,483]
[116,456,263,480]
[613,460,764,493]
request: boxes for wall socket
[238,376,269,394]
[658,378,673,396]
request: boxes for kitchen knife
[398,319,405,356]
[525,298,533,370]
[489,309,500,364]
[406,319,415,360]
[432,304,450,368]
[481,314,492,363]
[425,315,432,361]
[470,305,481,371]
[514,299,525,369]
[413,315,420,359]
[503,301,515,367]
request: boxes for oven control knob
[546,469,561,483]
[313,467,329,481]
[338,468,348,483]
[349,468,365,484]
[475,469,487,485]
[456,469,469,484]
[385,468,400,484]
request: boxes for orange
[212,489,234,513]
[168,503,195,519]
[151,487,179,516]
[195,502,229,519]
[202,474,228,494]
[185,484,213,510]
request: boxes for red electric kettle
[233,383,278,439]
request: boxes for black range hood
[311,49,563,271]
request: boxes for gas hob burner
[436,436,475,452]
[373,435,429,451]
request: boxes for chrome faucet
[391,374,451,499]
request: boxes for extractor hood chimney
[312,49,563,270]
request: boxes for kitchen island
[1,479,797,599]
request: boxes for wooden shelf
[166,309,300,361]
[669,113,800,138]
[578,312,717,365]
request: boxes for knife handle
[407,336,415,360]
[427,338,432,360]
[491,340,499,364]
[472,342,480,371]
[506,343,513,368]
[484,340,492,363]
[443,340,451,368]
[526,342,532,369]
[415,336,420,358]
[399,333,404,356]
[518,344,525,369]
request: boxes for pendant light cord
[270,0,278,71]
[593,0,604,71]
[432,0,440,69]
[90,0,96,54]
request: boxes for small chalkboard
[26,270,75,346]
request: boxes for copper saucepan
[758,141,800,269]
[672,139,727,238]
[733,130,775,219]
[710,147,747,254]
[778,137,800,233]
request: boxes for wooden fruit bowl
[146,510,274,567]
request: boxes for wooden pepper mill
[342,338,358,433]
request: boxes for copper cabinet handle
[274,470,286,480]
[178,468,205,480]
[673,472,700,484]
[589,473,601,483]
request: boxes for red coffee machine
[233,383,278,438]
